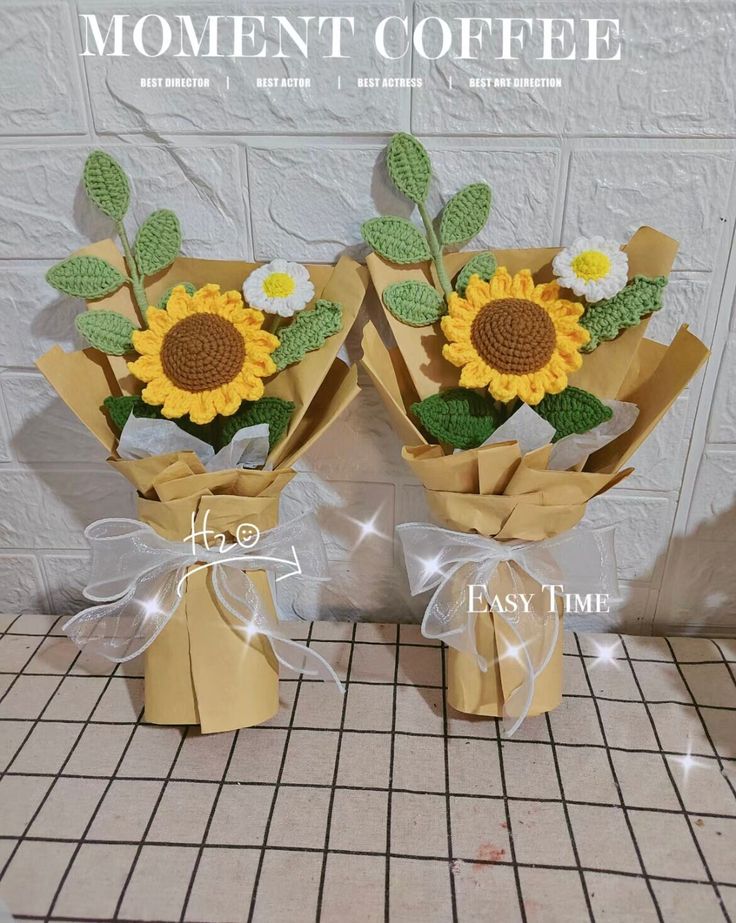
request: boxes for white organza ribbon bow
[397,523,619,735]
[63,514,343,691]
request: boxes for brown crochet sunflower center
[160,314,245,392]
[470,298,557,374]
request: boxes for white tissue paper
[479,402,555,455]
[117,415,271,471]
[547,400,639,471]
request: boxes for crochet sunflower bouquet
[361,134,709,733]
[37,151,368,733]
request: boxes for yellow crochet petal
[160,386,193,419]
[488,267,513,299]
[140,376,172,405]
[512,374,543,406]
[441,315,472,344]
[240,307,266,329]
[443,341,477,367]
[247,353,277,377]
[131,329,163,356]
[459,358,492,389]
[235,372,265,402]
[191,284,222,313]
[511,269,535,299]
[187,391,218,425]
[243,329,279,353]
[166,288,194,321]
[146,307,175,337]
[487,371,520,403]
[533,280,562,304]
[465,276,492,309]
[128,354,164,382]
[212,384,242,418]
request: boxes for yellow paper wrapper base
[448,594,564,719]
[144,569,280,733]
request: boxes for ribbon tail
[212,567,344,693]
[489,561,561,738]
[63,565,183,663]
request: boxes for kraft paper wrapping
[35,244,369,731]
[124,460,289,734]
[360,226,709,718]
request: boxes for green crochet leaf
[362,217,431,265]
[219,397,296,451]
[535,387,613,442]
[386,133,431,206]
[75,310,137,355]
[103,395,160,431]
[383,281,445,327]
[83,150,130,221]
[272,299,343,371]
[46,256,126,300]
[412,388,499,450]
[455,252,498,296]
[158,282,196,308]
[439,183,492,247]
[134,209,182,277]
[581,275,668,353]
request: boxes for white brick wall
[0,0,735,635]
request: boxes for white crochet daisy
[243,259,314,317]
[552,237,629,303]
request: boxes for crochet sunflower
[441,268,590,406]
[128,284,279,425]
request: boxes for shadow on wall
[652,494,736,638]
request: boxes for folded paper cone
[448,566,564,719]
[36,243,369,733]
[112,457,293,733]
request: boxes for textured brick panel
[708,331,736,443]
[248,143,559,261]
[0,555,48,613]
[80,0,409,135]
[582,493,676,583]
[564,150,735,271]
[0,470,135,550]
[412,0,736,138]
[0,264,81,368]
[0,1,86,135]
[0,144,248,260]
[1,373,106,463]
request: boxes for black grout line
[111,722,190,920]
[314,622,357,921]
[245,623,313,923]
[494,712,527,921]
[177,723,241,923]
[620,636,732,923]
[1,726,732,757]
[44,680,147,922]
[439,644,458,923]
[663,638,736,804]
[574,633,664,922]
[544,710,595,920]
[2,628,736,923]
[0,643,118,888]
[384,623,400,923]
[2,835,735,887]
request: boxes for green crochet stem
[417,202,452,299]
[117,221,149,322]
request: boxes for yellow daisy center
[160,313,245,392]
[471,298,557,374]
[570,250,611,282]
[262,272,296,298]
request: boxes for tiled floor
[0,613,735,922]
